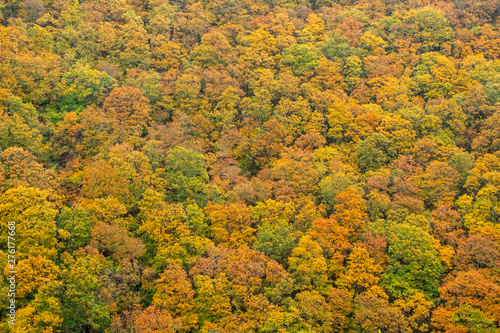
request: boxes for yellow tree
[333,188,369,240]
[153,263,198,331]
[298,14,325,43]
[139,189,206,266]
[307,216,351,277]
[0,186,59,259]
[336,246,383,295]
[288,235,329,292]
[204,202,255,248]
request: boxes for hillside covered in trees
[1,0,500,331]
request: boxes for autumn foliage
[1,0,500,331]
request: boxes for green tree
[280,44,321,76]
[382,224,444,300]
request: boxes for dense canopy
[1,0,500,331]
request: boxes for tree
[263,260,294,305]
[414,161,460,208]
[255,219,300,266]
[81,160,135,208]
[0,186,59,259]
[298,14,325,43]
[59,64,116,113]
[139,189,206,267]
[332,187,369,239]
[134,306,182,333]
[322,30,359,63]
[288,235,329,291]
[90,222,145,262]
[307,216,351,277]
[357,133,396,172]
[102,86,152,141]
[238,28,279,69]
[252,199,300,264]
[280,44,322,76]
[413,52,470,100]
[190,31,235,68]
[15,255,60,299]
[405,7,454,52]
[273,96,325,138]
[377,114,416,155]
[204,202,255,248]
[382,224,444,300]
[394,292,434,332]
[293,290,335,332]
[336,246,382,295]
[0,147,57,191]
[12,281,64,333]
[99,20,151,70]
[353,293,410,333]
[192,273,232,324]
[57,247,112,332]
[7,50,62,117]
[472,111,500,154]
[326,99,354,142]
[151,40,182,72]
[450,304,497,333]
[51,111,84,164]
[0,111,44,156]
[153,263,198,331]
[56,206,94,253]
[342,55,363,93]
[359,31,387,56]
[310,57,344,91]
[241,68,279,122]
[162,146,218,206]
[439,270,500,322]
[251,119,289,169]
[454,234,500,271]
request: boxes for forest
[1,0,500,331]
